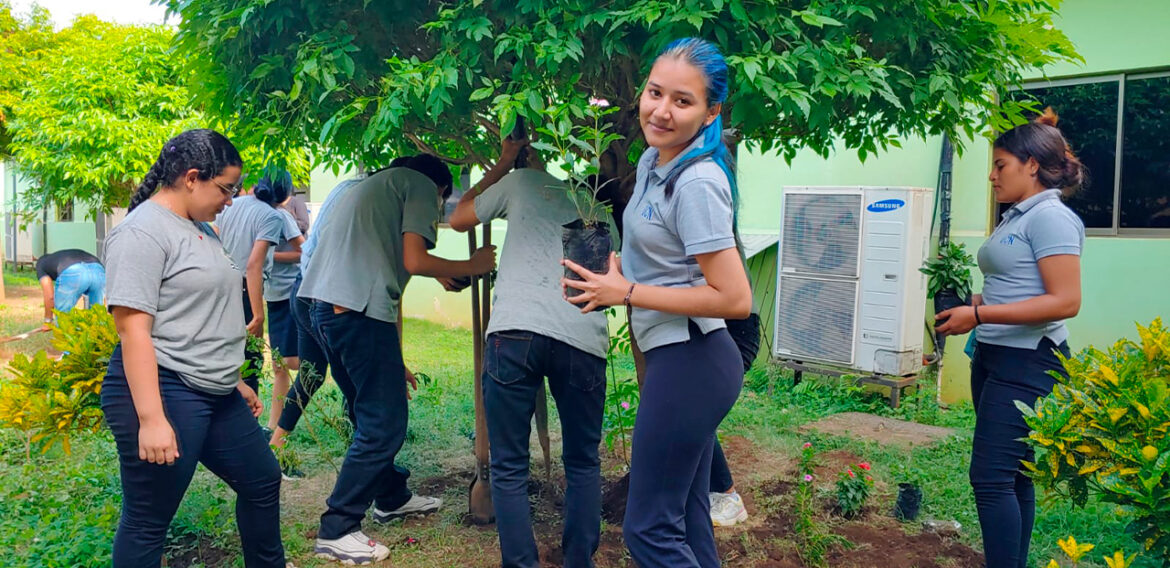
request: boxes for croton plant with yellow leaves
[1045,535,1136,568]
[0,306,116,459]
[1019,318,1170,563]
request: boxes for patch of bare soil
[802,412,955,449]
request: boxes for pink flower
[802,442,812,449]
[589,97,611,107]
[858,462,871,471]
[848,469,856,478]
[621,401,630,410]
[804,474,813,482]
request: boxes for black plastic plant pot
[562,219,612,312]
[933,288,970,315]
[894,482,923,522]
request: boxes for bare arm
[39,276,55,321]
[449,138,526,232]
[562,248,752,319]
[273,235,304,264]
[402,233,495,278]
[112,306,179,465]
[936,254,1081,335]
[245,240,270,336]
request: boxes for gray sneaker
[314,530,390,565]
[372,494,442,523]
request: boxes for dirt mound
[802,412,955,448]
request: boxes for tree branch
[405,132,475,166]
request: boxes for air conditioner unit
[772,186,933,376]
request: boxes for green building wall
[738,0,1170,403]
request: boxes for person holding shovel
[35,248,106,324]
[561,38,750,567]
[450,135,614,567]
[299,154,496,565]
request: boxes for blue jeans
[970,338,1070,568]
[54,262,105,311]
[483,331,606,568]
[101,345,284,567]
[311,302,412,539]
[276,277,351,432]
[623,323,743,568]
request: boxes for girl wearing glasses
[101,129,286,566]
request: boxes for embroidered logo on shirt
[1000,235,1016,245]
[641,205,653,220]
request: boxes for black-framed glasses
[212,180,243,198]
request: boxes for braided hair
[129,129,243,211]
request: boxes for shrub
[1020,318,1170,563]
[835,462,874,518]
[0,306,116,456]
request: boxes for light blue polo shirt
[621,137,737,351]
[300,178,361,278]
[977,189,1085,349]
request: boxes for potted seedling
[919,242,975,343]
[891,460,924,522]
[532,99,623,311]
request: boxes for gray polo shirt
[297,168,440,323]
[103,201,245,395]
[215,195,284,275]
[264,208,302,302]
[621,138,737,351]
[475,169,613,359]
[977,189,1085,349]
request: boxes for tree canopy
[0,3,310,217]
[170,0,1079,197]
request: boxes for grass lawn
[0,309,1153,567]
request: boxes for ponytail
[130,129,243,211]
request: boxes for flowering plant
[835,462,874,518]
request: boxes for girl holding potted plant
[935,108,1085,568]
[562,37,751,567]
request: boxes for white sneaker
[372,494,442,523]
[710,490,749,527]
[314,530,390,565]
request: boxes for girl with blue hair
[562,37,751,567]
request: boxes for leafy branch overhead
[169,0,1080,196]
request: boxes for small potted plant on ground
[532,98,623,310]
[891,461,924,522]
[920,242,976,315]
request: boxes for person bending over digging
[298,154,497,565]
[35,248,106,325]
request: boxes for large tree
[169,0,1079,196]
[2,9,311,217]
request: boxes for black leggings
[969,338,1069,568]
[276,276,347,432]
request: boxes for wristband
[624,283,636,309]
[973,304,983,325]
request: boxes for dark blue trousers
[710,314,760,493]
[623,323,743,568]
[311,303,412,539]
[101,346,285,567]
[276,277,352,432]
[483,331,606,568]
[970,338,1069,568]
